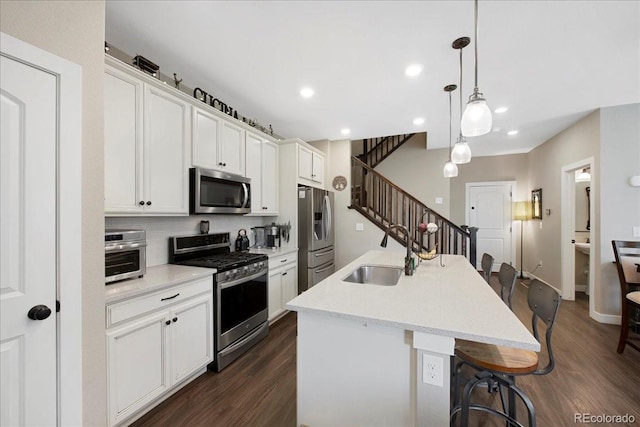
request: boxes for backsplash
[106,215,273,267]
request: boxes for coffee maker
[235,229,250,252]
[251,225,280,249]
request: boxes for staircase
[357,133,415,169]
[350,156,477,265]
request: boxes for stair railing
[360,133,415,168]
[350,156,477,266]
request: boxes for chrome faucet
[380,224,414,276]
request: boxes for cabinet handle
[282,272,288,276]
[161,293,180,301]
[146,201,152,206]
[139,201,145,206]
[165,320,171,325]
[172,317,178,323]
[223,163,227,167]
[281,259,287,263]
[218,162,223,166]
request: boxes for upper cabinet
[245,131,278,215]
[192,106,245,176]
[104,64,189,216]
[298,145,325,187]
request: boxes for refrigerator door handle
[323,194,332,242]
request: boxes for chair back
[528,279,561,375]
[481,253,494,283]
[612,240,640,292]
[498,263,517,310]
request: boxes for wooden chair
[611,240,640,354]
[451,279,561,427]
[480,253,494,284]
[498,263,518,310]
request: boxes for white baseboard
[574,285,587,293]
[590,311,621,325]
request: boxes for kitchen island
[286,250,539,426]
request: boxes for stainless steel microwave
[190,167,251,214]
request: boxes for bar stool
[480,253,494,283]
[611,240,640,354]
[451,279,561,427]
[498,263,518,310]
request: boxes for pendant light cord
[449,91,453,159]
[473,0,479,90]
[459,46,464,138]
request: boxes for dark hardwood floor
[132,276,640,427]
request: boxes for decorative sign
[332,175,347,191]
[193,87,240,119]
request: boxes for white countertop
[287,250,540,351]
[249,246,298,258]
[105,264,216,304]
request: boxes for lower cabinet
[268,252,298,322]
[106,277,213,426]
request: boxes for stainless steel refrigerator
[298,186,335,293]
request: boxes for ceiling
[105,1,640,157]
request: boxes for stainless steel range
[169,232,269,371]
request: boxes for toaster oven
[105,229,147,283]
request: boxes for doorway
[560,158,595,319]
[465,181,516,271]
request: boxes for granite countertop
[286,250,539,351]
[105,264,216,304]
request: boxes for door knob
[27,305,52,320]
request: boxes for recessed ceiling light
[300,87,314,98]
[341,128,351,135]
[494,106,508,114]
[507,130,519,136]
[413,118,425,125]
[405,64,423,77]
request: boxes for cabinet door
[268,271,283,321]
[298,145,313,181]
[312,152,324,184]
[262,140,279,214]
[281,264,298,307]
[220,120,245,176]
[192,107,220,169]
[144,85,189,214]
[170,292,214,385]
[245,132,263,214]
[107,311,170,426]
[104,67,143,214]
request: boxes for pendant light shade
[451,139,472,164]
[452,37,472,164]
[443,160,459,178]
[443,84,458,178]
[461,91,492,136]
[462,0,492,137]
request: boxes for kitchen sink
[343,265,403,286]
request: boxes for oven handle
[241,183,250,208]
[219,270,267,289]
[105,241,147,252]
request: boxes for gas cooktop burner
[177,252,267,271]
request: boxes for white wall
[598,103,640,317]
[0,1,106,424]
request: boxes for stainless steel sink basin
[343,265,403,286]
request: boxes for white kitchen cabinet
[104,63,189,216]
[268,252,298,322]
[106,276,213,426]
[298,144,324,186]
[246,131,279,215]
[192,106,246,176]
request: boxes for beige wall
[526,111,600,301]
[1,1,106,424]
[599,103,640,317]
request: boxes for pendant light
[443,84,459,178]
[451,37,472,164]
[461,0,492,137]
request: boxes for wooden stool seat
[455,339,539,375]
[627,291,640,304]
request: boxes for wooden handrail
[362,133,414,168]
[350,155,477,266]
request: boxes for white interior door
[466,182,514,271]
[0,54,58,424]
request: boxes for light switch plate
[633,226,640,237]
[435,197,443,205]
[355,223,364,231]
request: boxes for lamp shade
[514,201,532,221]
[443,161,458,178]
[461,94,492,136]
[451,141,472,164]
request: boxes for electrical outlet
[538,260,542,267]
[422,354,444,387]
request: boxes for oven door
[105,244,146,283]
[216,270,268,351]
